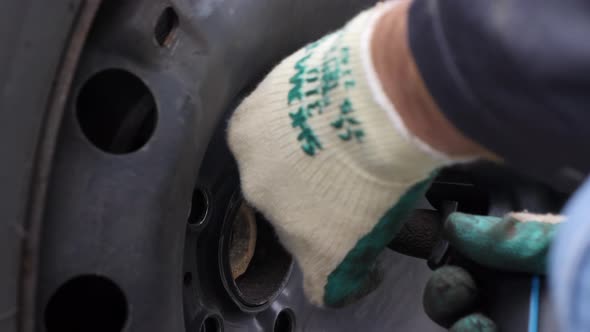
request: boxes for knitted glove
[227,3,465,307]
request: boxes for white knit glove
[228,3,458,307]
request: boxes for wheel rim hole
[188,188,209,226]
[76,69,157,154]
[45,275,128,332]
[154,6,179,47]
[183,272,193,286]
[274,309,295,332]
[200,315,222,332]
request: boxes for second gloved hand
[227,4,465,307]
[422,212,564,331]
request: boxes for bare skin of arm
[371,1,498,160]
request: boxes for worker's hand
[422,212,564,331]
[423,266,498,332]
[227,4,465,307]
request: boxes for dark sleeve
[408,0,590,186]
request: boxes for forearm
[389,0,590,184]
[370,1,496,160]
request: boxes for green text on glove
[287,33,364,156]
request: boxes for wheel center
[229,204,258,279]
[221,200,293,309]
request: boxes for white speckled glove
[227,4,458,307]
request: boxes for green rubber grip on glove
[443,213,558,275]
